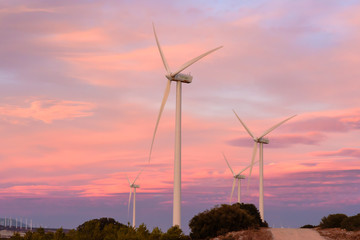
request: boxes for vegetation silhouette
[6,218,188,240]
[189,203,267,239]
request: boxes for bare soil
[316,228,360,240]
[211,228,272,240]
[211,228,360,240]
[270,228,325,240]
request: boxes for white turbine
[233,110,296,221]
[149,23,222,228]
[127,170,142,228]
[223,153,258,204]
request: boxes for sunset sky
[1,0,360,233]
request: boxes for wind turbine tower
[233,110,296,221]
[223,153,257,204]
[127,170,142,228]
[150,24,222,228]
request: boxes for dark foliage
[160,226,189,240]
[319,213,348,229]
[189,203,264,240]
[300,224,316,228]
[8,218,188,240]
[234,203,268,227]
[340,214,360,231]
[76,217,126,240]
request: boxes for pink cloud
[313,148,360,158]
[286,111,360,133]
[0,99,95,123]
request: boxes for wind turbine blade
[128,188,132,217]
[126,176,131,185]
[132,168,144,185]
[230,178,236,205]
[222,153,234,176]
[247,142,258,189]
[171,46,223,77]
[152,23,171,75]
[259,115,297,138]
[149,80,171,162]
[238,160,259,175]
[233,110,255,139]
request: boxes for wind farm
[0,0,360,238]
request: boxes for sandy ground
[270,228,326,240]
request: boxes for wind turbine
[127,170,142,228]
[233,110,296,221]
[223,153,258,204]
[149,23,222,228]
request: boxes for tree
[235,203,268,227]
[24,231,33,240]
[160,226,188,240]
[341,214,360,231]
[54,228,66,240]
[10,233,22,240]
[189,204,260,239]
[319,213,348,229]
[136,224,150,239]
[76,218,126,240]
[149,227,163,240]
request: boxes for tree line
[5,203,267,240]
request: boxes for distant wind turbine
[149,23,222,228]
[223,153,257,204]
[233,110,296,221]
[127,170,143,228]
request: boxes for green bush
[340,214,360,231]
[189,203,262,240]
[319,213,348,229]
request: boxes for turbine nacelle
[255,137,269,144]
[130,184,140,188]
[166,73,193,83]
[234,174,246,179]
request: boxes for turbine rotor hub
[234,174,246,179]
[255,137,269,144]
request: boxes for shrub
[189,203,261,239]
[300,224,315,228]
[319,213,348,229]
[235,203,268,227]
[76,217,126,240]
[160,226,188,240]
[341,214,360,231]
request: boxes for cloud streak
[0,99,95,123]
